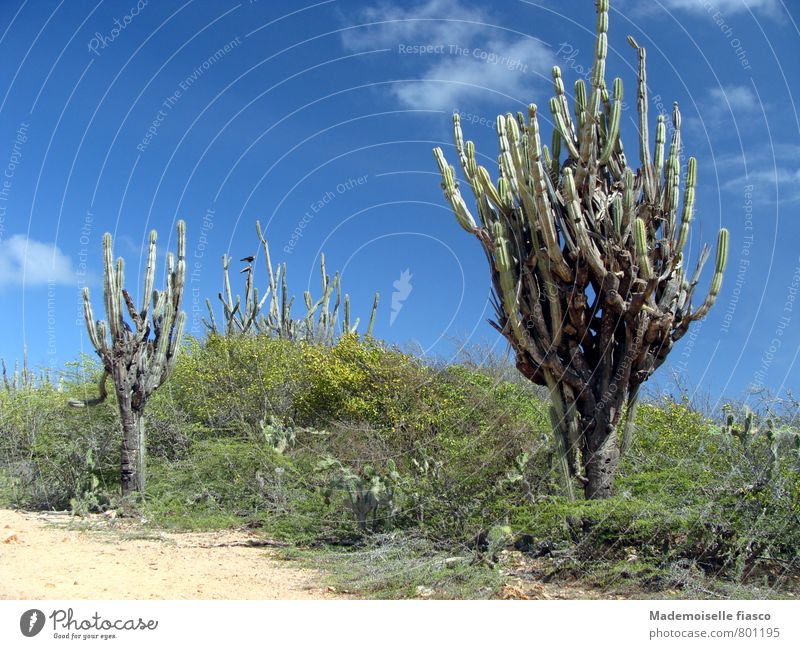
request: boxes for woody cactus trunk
[69,222,186,497]
[433,0,728,499]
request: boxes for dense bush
[149,334,555,540]
[514,398,800,585]
[0,363,119,510]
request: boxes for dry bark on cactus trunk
[434,0,729,499]
[119,401,146,495]
[69,221,186,498]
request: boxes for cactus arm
[663,103,682,240]
[366,292,379,337]
[526,104,574,282]
[628,35,656,203]
[574,79,587,133]
[675,157,697,257]
[599,78,622,164]
[204,298,219,334]
[550,67,580,159]
[67,368,110,408]
[578,0,609,174]
[549,96,580,160]
[329,276,342,343]
[634,218,652,281]
[550,128,562,183]
[563,167,607,282]
[166,311,185,370]
[81,288,107,355]
[654,114,666,188]
[141,230,157,317]
[102,234,121,341]
[494,221,545,367]
[690,228,729,320]
[172,220,186,313]
[343,294,351,334]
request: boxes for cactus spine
[204,220,379,343]
[433,0,728,499]
[69,221,186,497]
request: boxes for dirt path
[0,509,336,600]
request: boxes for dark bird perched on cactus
[433,0,728,499]
[69,221,186,498]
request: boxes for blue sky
[0,0,797,404]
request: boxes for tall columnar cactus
[204,220,379,343]
[433,0,728,499]
[69,221,186,497]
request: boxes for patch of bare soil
[0,509,337,600]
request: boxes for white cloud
[342,0,554,110]
[657,0,781,15]
[619,0,782,16]
[718,142,800,202]
[683,85,766,135]
[724,166,800,202]
[0,235,80,288]
[342,0,486,51]
[708,85,762,114]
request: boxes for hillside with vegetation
[1,334,798,599]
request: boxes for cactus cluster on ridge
[433,0,729,499]
[1,347,58,392]
[204,220,379,344]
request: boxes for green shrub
[0,376,118,509]
[510,398,800,582]
[145,437,322,534]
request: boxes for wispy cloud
[657,0,781,15]
[620,0,782,16]
[341,0,554,110]
[719,144,800,203]
[708,85,762,114]
[0,235,81,288]
[683,84,766,136]
[687,89,796,202]
[723,166,800,202]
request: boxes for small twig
[198,539,291,549]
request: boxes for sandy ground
[0,509,336,600]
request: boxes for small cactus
[258,415,296,455]
[723,405,756,448]
[722,405,800,487]
[316,457,399,532]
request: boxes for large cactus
[433,0,728,499]
[204,220,379,343]
[69,221,186,497]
